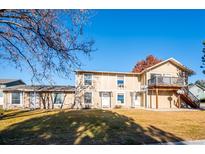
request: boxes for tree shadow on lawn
[2,109,52,120]
[0,109,184,145]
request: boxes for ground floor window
[84,92,92,104]
[52,93,64,104]
[117,93,125,104]
[11,92,21,104]
[0,92,3,97]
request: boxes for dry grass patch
[0,109,205,144]
[113,109,205,141]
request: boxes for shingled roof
[0,79,19,84]
[3,85,75,92]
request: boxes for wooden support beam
[156,88,158,109]
[150,90,152,109]
[149,88,180,91]
[178,95,181,108]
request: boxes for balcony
[148,76,185,87]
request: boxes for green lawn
[0,109,205,144]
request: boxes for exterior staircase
[180,87,200,109]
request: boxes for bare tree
[72,79,94,109]
[0,9,94,83]
[60,93,67,109]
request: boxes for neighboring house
[0,79,25,108]
[75,58,199,109]
[3,85,75,109]
[189,84,205,101]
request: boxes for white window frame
[10,92,22,105]
[84,73,93,86]
[150,73,162,79]
[52,93,64,105]
[0,85,6,88]
[116,92,126,105]
[163,73,172,77]
[84,92,93,105]
[0,91,3,98]
[116,75,125,88]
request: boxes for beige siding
[76,61,189,109]
[76,72,141,108]
[145,61,187,109]
[147,90,179,109]
[147,61,183,80]
[4,91,75,110]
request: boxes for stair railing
[181,87,200,108]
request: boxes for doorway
[101,92,111,108]
[131,92,140,107]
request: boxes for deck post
[150,90,152,108]
[156,88,158,109]
[178,95,181,108]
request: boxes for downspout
[145,71,148,108]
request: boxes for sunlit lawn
[0,109,205,144]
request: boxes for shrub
[114,105,122,109]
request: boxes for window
[84,74,92,85]
[11,92,21,104]
[150,73,161,79]
[53,93,64,104]
[0,85,6,88]
[0,92,3,97]
[84,92,92,104]
[117,93,125,104]
[163,74,171,77]
[117,75,124,88]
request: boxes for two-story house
[1,57,199,110]
[76,58,199,109]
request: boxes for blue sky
[0,10,205,85]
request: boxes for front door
[132,93,140,107]
[101,92,111,108]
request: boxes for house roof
[139,58,194,75]
[0,79,25,85]
[3,85,75,92]
[76,58,194,75]
[76,70,140,75]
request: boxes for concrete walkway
[143,108,202,112]
[157,139,205,145]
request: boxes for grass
[0,109,205,144]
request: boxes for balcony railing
[148,76,185,87]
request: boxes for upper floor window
[117,75,124,88]
[84,74,92,86]
[11,92,21,104]
[150,73,161,79]
[84,92,92,104]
